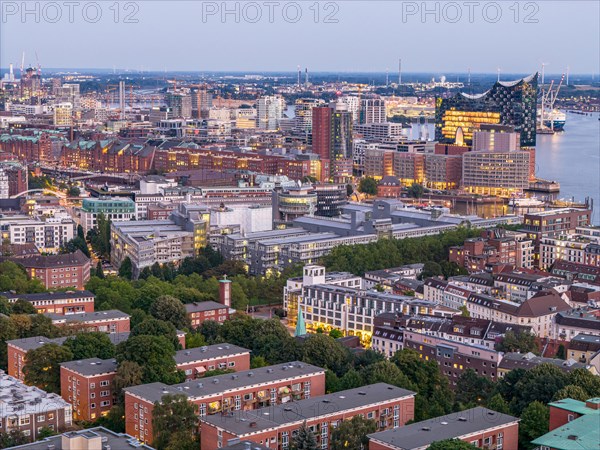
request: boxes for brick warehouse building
[199,383,416,450]
[2,290,95,315]
[123,362,326,444]
[368,407,519,450]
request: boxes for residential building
[532,398,600,450]
[175,344,250,380]
[368,407,519,450]
[497,352,596,378]
[53,102,73,126]
[166,90,192,119]
[553,308,600,341]
[80,197,136,233]
[294,98,324,134]
[567,334,600,364]
[6,333,130,381]
[45,310,130,333]
[0,370,73,442]
[0,214,75,253]
[124,362,326,443]
[360,98,387,124]
[199,383,416,450]
[7,250,91,289]
[551,260,600,284]
[8,427,154,450]
[185,301,231,328]
[60,358,118,421]
[2,289,94,314]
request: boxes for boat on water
[537,108,566,131]
[509,197,545,208]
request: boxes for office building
[166,90,192,118]
[257,95,284,130]
[435,73,538,146]
[272,184,317,227]
[294,98,324,134]
[53,103,73,126]
[360,98,387,124]
[462,148,531,196]
[312,102,353,181]
[80,197,136,233]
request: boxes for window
[37,415,45,422]
[228,361,235,367]
[185,369,192,375]
[91,403,96,409]
[235,395,241,410]
[100,380,109,387]
[23,430,30,437]
[101,400,110,407]
[218,363,226,369]
[48,413,54,420]
[19,416,30,425]
[244,393,253,401]
[568,414,575,422]
[90,383,95,389]
[101,390,109,397]
[199,404,206,417]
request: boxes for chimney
[585,399,600,410]
[219,275,231,307]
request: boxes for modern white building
[360,98,387,124]
[1,214,75,254]
[0,169,9,199]
[53,102,73,126]
[256,95,285,130]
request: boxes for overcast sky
[1,1,599,73]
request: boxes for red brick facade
[124,364,326,444]
[16,250,91,290]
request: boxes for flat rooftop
[2,290,94,302]
[174,343,250,365]
[200,383,415,436]
[7,332,130,352]
[45,310,130,323]
[368,407,518,450]
[7,426,154,449]
[61,358,118,377]
[532,413,600,450]
[124,361,325,404]
[0,370,71,418]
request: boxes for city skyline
[1,1,599,73]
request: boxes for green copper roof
[532,414,600,450]
[548,398,600,416]
[295,306,306,337]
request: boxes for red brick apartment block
[6,333,130,381]
[200,383,416,450]
[175,344,250,380]
[45,310,130,333]
[17,250,91,290]
[2,290,95,315]
[368,407,519,450]
[123,362,326,444]
[185,300,231,328]
[60,358,118,421]
[548,397,600,431]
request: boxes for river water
[535,112,600,224]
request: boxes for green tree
[358,177,378,196]
[23,343,73,393]
[67,185,81,197]
[251,355,268,369]
[63,332,116,360]
[495,330,537,354]
[407,182,425,199]
[339,368,364,390]
[459,305,470,317]
[60,237,90,258]
[329,329,343,339]
[568,368,600,397]
[510,364,568,415]
[325,369,341,393]
[37,426,57,440]
[553,385,589,402]
[77,224,85,240]
[118,257,133,280]
[519,401,549,450]
[487,393,511,414]
[112,360,144,404]
[131,318,181,350]
[429,440,478,450]
[455,369,495,407]
[152,394,199,450]
[301,334,352,376]
[116,335,183,385]
[291,421,318,450]
[0,430,28,448]
[361,360,413,389]
[420,261,443,279]
[330,415,377,450]
[95,261,105,279]
[94,404,126,433]
[11,299,37,314]
[197,320,221,343]
[149,295,189,329]
[0,296,11,316]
